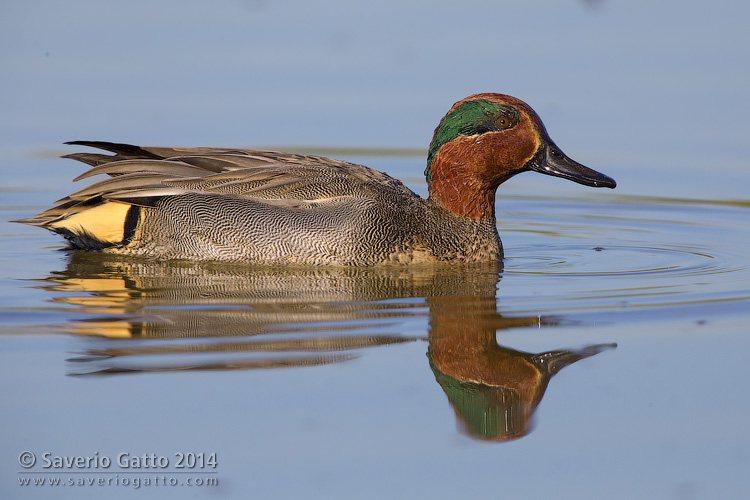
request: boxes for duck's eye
[495,115,514,129]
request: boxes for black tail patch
[123,205,140,244]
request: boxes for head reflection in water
[45,252,615,442]
[427,302,615,441]
[426,296,615,441]
[429,343,615,441]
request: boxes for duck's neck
[427,155,499,220]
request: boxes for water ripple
[498,194,750,318]
[506,243,742,277]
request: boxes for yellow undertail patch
[48,201,131,245]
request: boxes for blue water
[2,1,750,499]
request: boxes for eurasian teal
[16,93,616,265]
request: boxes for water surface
[3,162,749,498]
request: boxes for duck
[15,93,616,265]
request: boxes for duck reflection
[427,297,614,440]
[37,251,614,440]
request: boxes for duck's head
[426,93,616,219]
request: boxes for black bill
[529,140,616,188]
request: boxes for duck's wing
[17,141,413,228]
